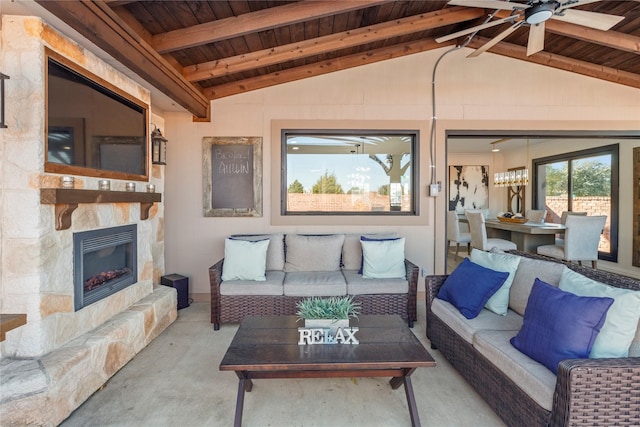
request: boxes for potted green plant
[296,296,361,329]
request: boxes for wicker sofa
[426,251,640,427]
[209,233,418,330]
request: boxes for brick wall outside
[544,196,611,251]
[286,192,411,212]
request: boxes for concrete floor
[60,299,505,427]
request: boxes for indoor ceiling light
[491,138,530,187]
[525,2,558,25]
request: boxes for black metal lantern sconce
[151,126,167,165]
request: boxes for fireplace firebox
[74,224,137,311]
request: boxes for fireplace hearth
[74,224,137,311]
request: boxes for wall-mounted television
[45,48,149,181]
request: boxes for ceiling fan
[436,0,625,57]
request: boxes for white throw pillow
[470,248,521,316]
[559,268,640,358]
[361,238,406,279]
[221,238,269,281]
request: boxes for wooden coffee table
[219,315,436,427]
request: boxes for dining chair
[466,211,517,252]
[526,209,547,223]
[556,211,588,245]
[447,210,471,259]
[537,215,606,269]
[560,211,587,225]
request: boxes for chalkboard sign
[203,137,262,217]
[211,144,253,209]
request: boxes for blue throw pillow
[510,279,614,374]
[436,258,509,319]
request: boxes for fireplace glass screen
[74,224,137,311]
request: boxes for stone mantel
[41,188,162,230]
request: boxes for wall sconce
[0,72,9,129]
[151,127,167,165]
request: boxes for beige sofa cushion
[431,298,523,344]
[630,325,640,357]
[343,270,408,295]
[284,234,345,272]
[509,258,566,316]
[220,271,285,296]
[283,271,347,296]
[474,330,557,411]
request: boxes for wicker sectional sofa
[209,233,418,330]
[426,250,640,427]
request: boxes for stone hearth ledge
[0,285,177,426]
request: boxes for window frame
[281,129,420,216]
[532,144,619,262]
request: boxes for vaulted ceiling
[33,1,640,120]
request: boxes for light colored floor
[447,245,469,274]
[60,299,505,427]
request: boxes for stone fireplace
[0,15,176,425]
[74,224,138,311]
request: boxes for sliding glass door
[534,145,618,261]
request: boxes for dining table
[459,217,566,253]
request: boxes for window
[282,130,418,215]
[533,144,619,261]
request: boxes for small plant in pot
[296,296,361,329]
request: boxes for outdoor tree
[369,153,410,186]
[288,179,304,193]
[545,160,610,196]
[369,153,409,209]
[378,184,389,195]
[312,171,344,194]
[572,160,611,196]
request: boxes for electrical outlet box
[421,268,428,277]
[429,184,439,197]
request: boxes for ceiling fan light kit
[442,0,624,57]
[525,1,558,24]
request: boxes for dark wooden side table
[219,315,436,427]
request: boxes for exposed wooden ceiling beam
[467,36,640,89]
[35,0,209,119]
[152,0,388,54]
[203,38,453,99]
[494,10,640,53]
[544,21,640,54]
[184,6,483,82]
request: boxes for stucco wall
[163,46,640,299]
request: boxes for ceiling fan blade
[552,9,624,31]
[468,20,524,57]
[527,21,545,56]
[448,0,527,10]
[436,16,518,43]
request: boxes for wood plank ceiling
[35,1,640,120]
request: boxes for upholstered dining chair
[526,209,547,223]
[466,211,517,252]
[556,211,588,245]
[537,215,606,269]
[560,210,588,224]
[447,210,471,259]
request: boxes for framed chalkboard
[203,137,262,217]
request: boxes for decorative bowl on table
[497,216,529,224]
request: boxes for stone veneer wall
[0,15,166,358]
